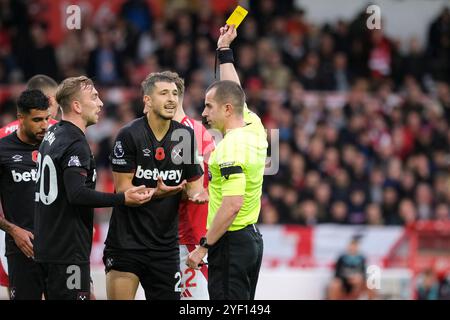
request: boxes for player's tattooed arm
[0,216,15,233]
[0,216,34,258]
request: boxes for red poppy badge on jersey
[32,150,39,163]
[155,147,165,161]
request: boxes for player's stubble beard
[24,127,44,145]
[21,118,46,144]
[154,104,176,121]
[85,107,100,127]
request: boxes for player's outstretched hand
[189,189,209,204]
[218,24,237,49]
[124,185,155,206]
[154,176,187,198]
[11,225,34,258]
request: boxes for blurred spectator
[402,38,426,83]
[439,273,450,300]
[434,173,450,203]
[260,49,292,90]
[382,186,401,225]
[347,188,367,224]
[369,167,385,204]
[328,201,348,224]
[332,52,351,91]
[332,168,351,203]
[260,201,280,225]
[314,181,332,220]
[434,202,450,221]
[119,0,153,34]
[327,236,375,300]
[87,29,124,85]
[56,31,85,78]
[368,30,393,78]
[398,199,418,225]
[297,52,321,90]
[29,23,58,79]
[436,82,450,119]
[155,28,176,68]
[417,269,440,300]
[365,203,384,226]
[427,8,450,82]
[415,183,434,220]
[399,170,417,199]
[297,200,320,226]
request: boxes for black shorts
[341,277,354,294]
[7,252,44,300]
[103,247,181,300]
[37,263,91,300]
[208,224,264,300]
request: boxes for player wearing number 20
[34,76,153,300]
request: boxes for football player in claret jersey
[0,75,58,291]
[34,76,153,300]
[155,71,215,300]
[0,90,51,300]
[104,72,208,300]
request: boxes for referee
[187,24,268,300]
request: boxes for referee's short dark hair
[206,80,246,116]
[141,72,178,96]
[17,89,49,114]
[26,74,58,92]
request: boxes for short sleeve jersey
[207,104,268,231]
[106,117,203,250]
[0,132,39,256]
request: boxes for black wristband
[217,48,234,64]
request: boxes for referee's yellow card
[226,5,248,29]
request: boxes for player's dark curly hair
[17,89,49,114]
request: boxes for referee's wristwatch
[199,237,212,249]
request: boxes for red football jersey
[0,258,7,287]
[178,116,215,245]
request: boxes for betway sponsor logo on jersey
[135,166,182,183]
[11,169,38,182]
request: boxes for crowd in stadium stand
[0,0,449,226]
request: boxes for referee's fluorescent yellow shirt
[207,104,268,231]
